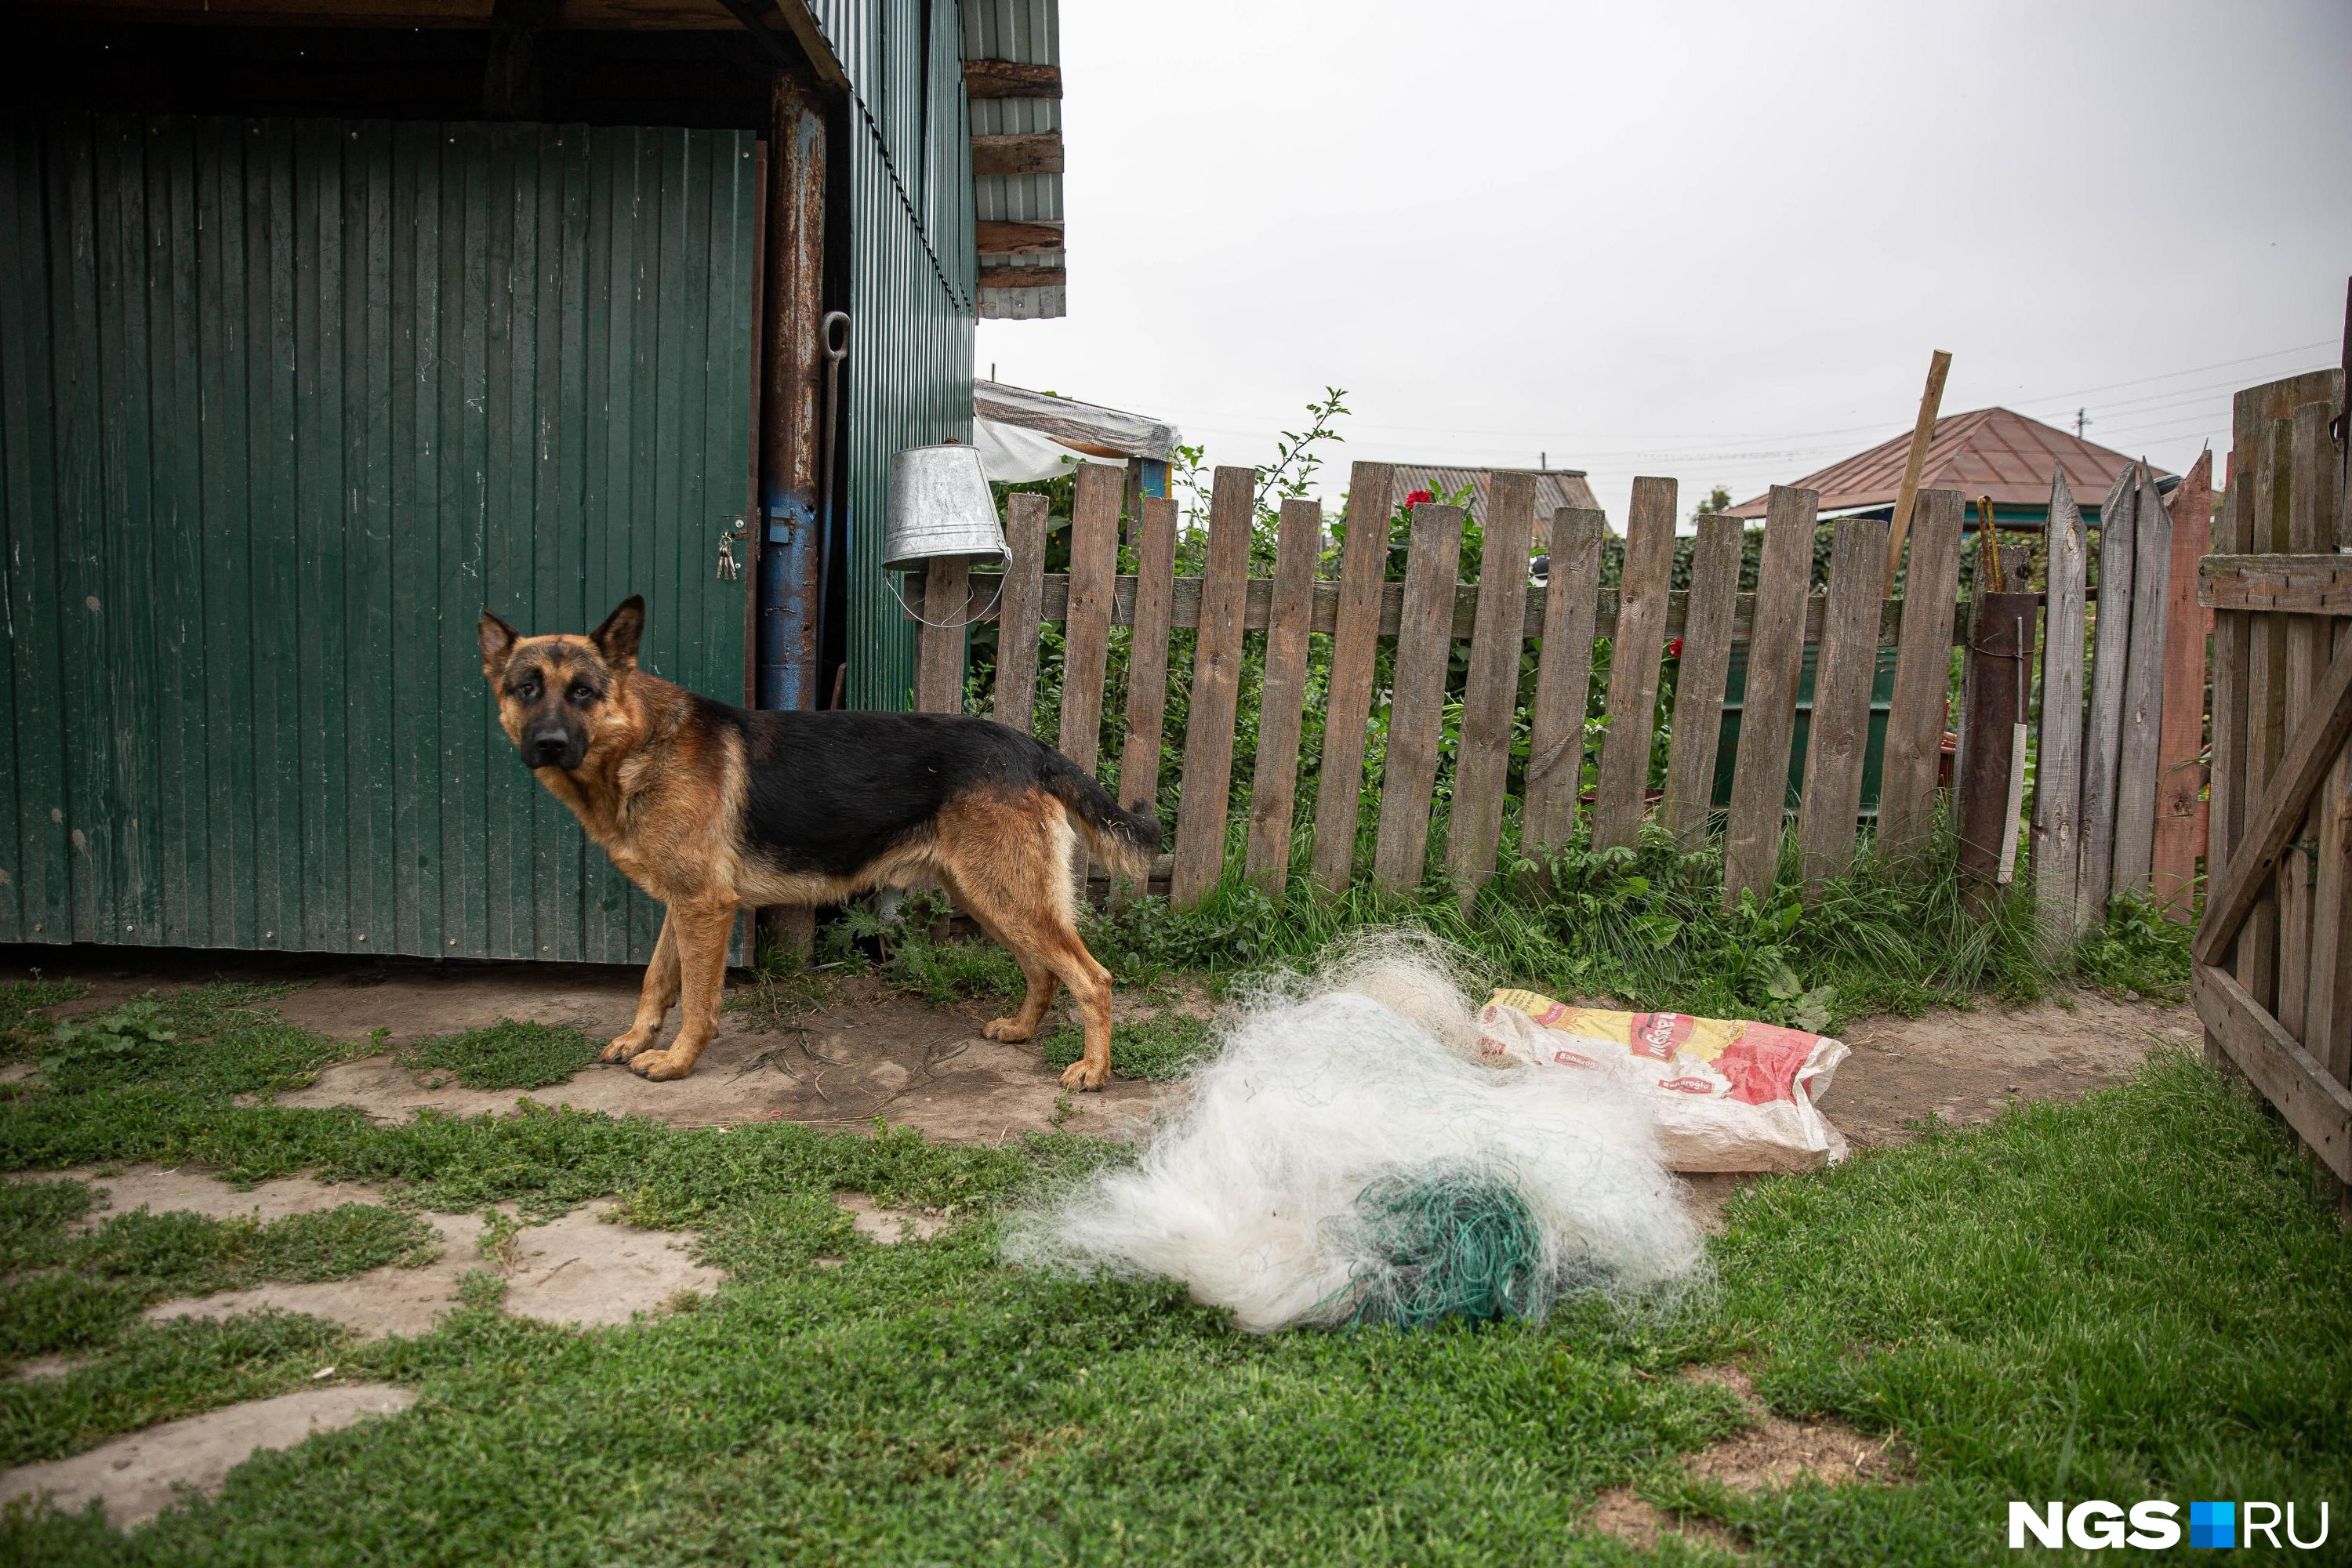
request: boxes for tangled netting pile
[1003,938,1708,1333]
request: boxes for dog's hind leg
[942,871,1059,1042]
[602,909,681,1063]
[938,798,1118,1090]
[629,899,738,1081]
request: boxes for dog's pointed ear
[477,611,521,678]
[592,594,645,671]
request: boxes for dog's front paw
[983,1016,1035,1043]
[600,1030,655,1064]
[1058,1057,1109,1092]
[629,1048,698,1082]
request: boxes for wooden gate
[0,114,760,963]
[2194,365,2352,1192]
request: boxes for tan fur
[477,608,1124,1090]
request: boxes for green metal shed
[2,2,1046,962]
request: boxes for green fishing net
[1332,1162,1549,1330]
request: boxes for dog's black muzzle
[524,728,586,771]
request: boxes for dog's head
[476,596,644,773]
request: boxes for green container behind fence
[1710,644,1902,818]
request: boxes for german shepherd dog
[477,596,1161,1088]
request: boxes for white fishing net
[1004,935,1709,1333]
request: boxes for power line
[1167,338,2336,452]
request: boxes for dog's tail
[1041,751,1163,880]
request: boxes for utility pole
[2076,407,2089,438]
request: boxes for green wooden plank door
[0,114,757,962]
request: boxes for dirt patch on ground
[1675,1364,1907,1488]
[1669,990,2198,1232]
[232,968,1170,1143]
[40,1165,723,1337]
[1585,1488,1748,1556]
[1588,1363,1907,1555]
[836,1192,949,1244]
[1827,991,2198,1149]
[0,1384,415,1530]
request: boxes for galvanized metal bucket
[883,442,1008,630]
[884,442,1007,573]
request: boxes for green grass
[1040,1011,1216,1081]
[832,819,2182,1042]
[396,1018,602,1091]
[2,1310,350,1468]
[0,975,88,1064]
[0,967,2341,1563]
[2073,891,2197,1002]
[0,1178,437,1365]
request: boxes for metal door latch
[716,517,749,581]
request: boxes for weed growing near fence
[828,817,2156,1038]
[1039,1011,1216,1081]
[397,1018,602,1091]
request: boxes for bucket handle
[886,561,1007,630]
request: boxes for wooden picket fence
[903,451,2234,931]
[907,459,1987,910]
[2194,365,2351,1197]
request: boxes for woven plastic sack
[1480,990,1849,1173]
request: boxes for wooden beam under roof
[978,266,1065,291]
[971,131,1062,176]
[975,219,1062,255]
[963,58,1060,98]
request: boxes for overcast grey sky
[975,0,2352,524]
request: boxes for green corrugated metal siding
[0,114,757,961]
[808,1,979,711]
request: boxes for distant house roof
[1390,465,1602,547]
[1725,407,2165,519]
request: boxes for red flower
[1404,488,1436,508]
[1667,637,1685,659]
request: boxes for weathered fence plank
[1446,472,1535,909]
[2278,411,2332,1039]
[1371,503,1466,893]
[1798,516,1891,893]
[2241,422,2293,1014]
[1877,489,1965,861]
[2195,631,2352,968]
[1592,477,1677,852]
[2209,467,2252,1058]
[952,570,1956,646]
[1723,486,1818,907]
[1522,507,1603,856]
[1244,497,1321,893]
[2034,470,2089,942]
[2078,464,2138,915]
[1661,514,1744,850]
[2200,552,2352,613]
[1116,495,1178,821]
[1170,466,1256,907]
[992,491,1049,734]
[913,556,969,713]
[2111,462,2176,900]
[1057,463,1123,894]
[1309,461,1395,894]
[2151,450,2214,917]
[2296,414,2352,1080]
[2194,962,2352,1184]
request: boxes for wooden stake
[1882,349,1953,596]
